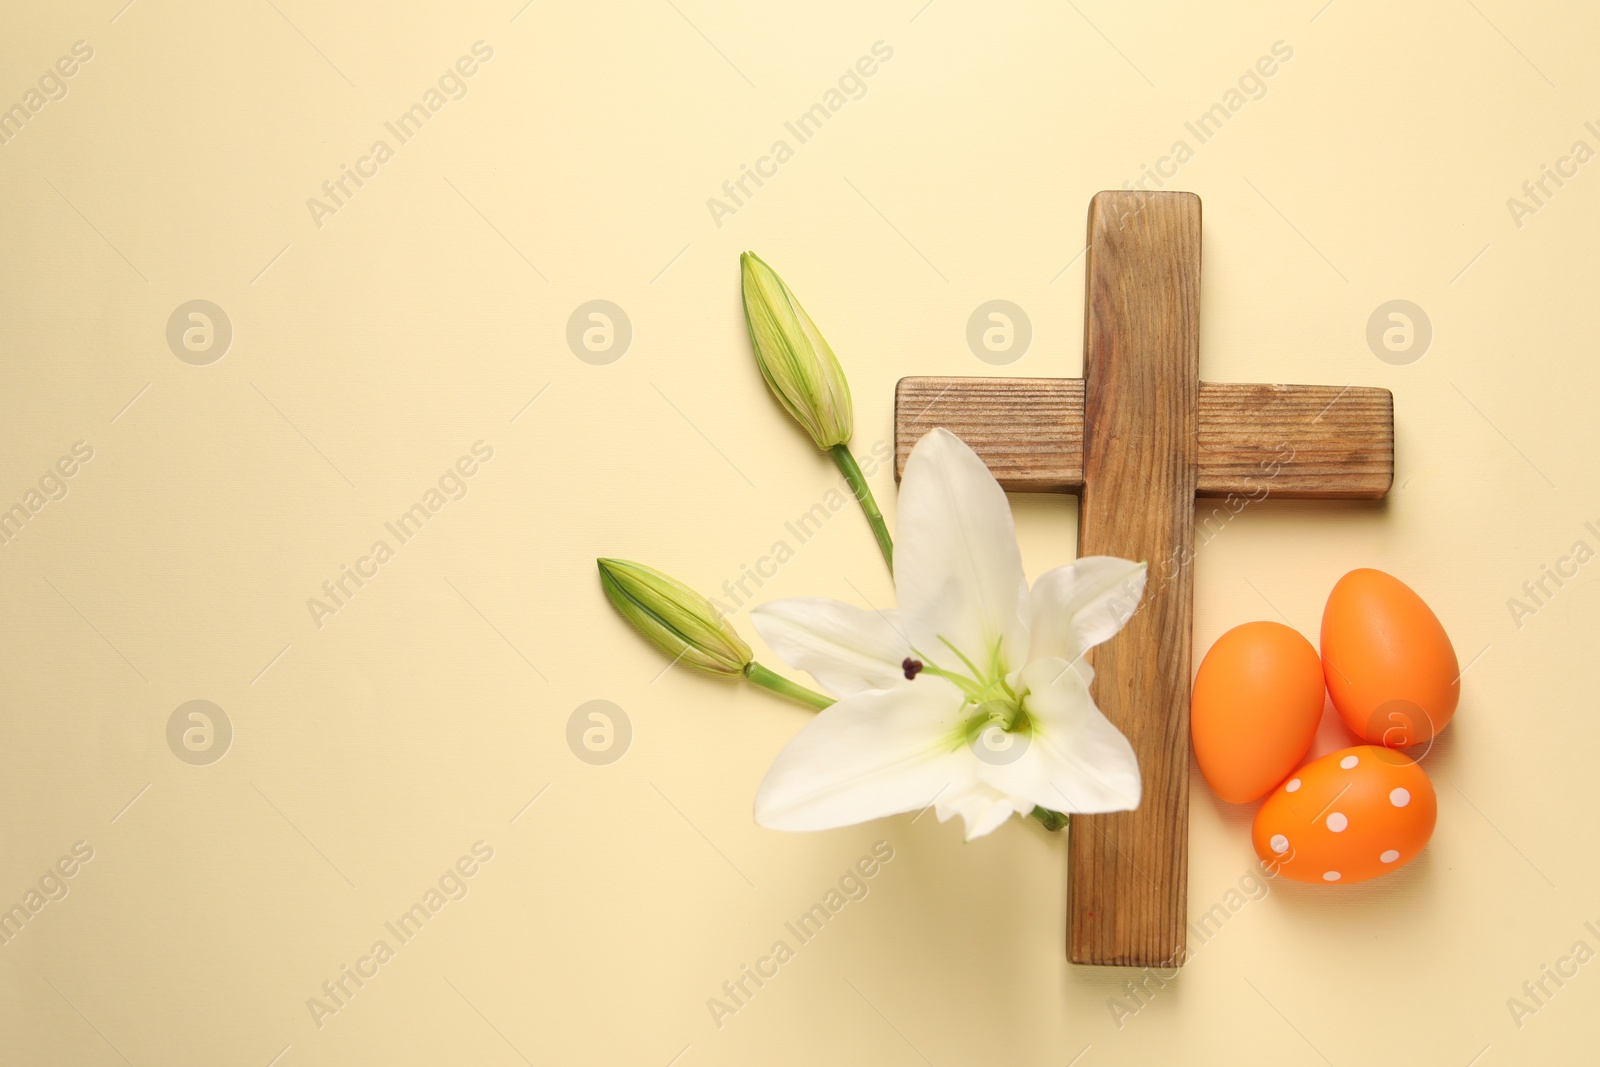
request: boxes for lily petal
[895,428,1030,674]
[751,598,911,697]
[973,657,1141,815]
[754,676,976,832]
[935,781,1027,840]
[1028,557,1148,666]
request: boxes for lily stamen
[749,428,1148,841]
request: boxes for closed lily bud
[597,558,752,676]
[740,252,854,450]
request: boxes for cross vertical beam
[892,189,1393,969]
[1069,190,1199,966]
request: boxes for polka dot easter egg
[1252,745,1437,884]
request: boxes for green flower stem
[830,443,893,573]
[1030,806,1069,833]
[744,662,833,709]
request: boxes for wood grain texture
[890,189,1396,970]
[895,379,1393,499]
[1195,383,1392,498]
[1068,190,1199,967]
[895,377,1085,491]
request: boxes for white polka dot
[1285,778,1301,793]
[1327,812,1348,832]
[1340,755,1359,769]
[1380,850,1400,863]
[1390,787,1411,808]
[1323,871,1342,882]
[1270,834,1289,854]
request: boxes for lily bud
[597,558,752,677]
[740,251,854,450]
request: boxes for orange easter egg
[1191,621,1325,803]
[1321,569,1459,747]
[1252,745,1437,884]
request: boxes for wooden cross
[893,191,1394,967]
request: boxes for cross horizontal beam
[894,377,1393,499]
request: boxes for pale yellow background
[1,0,1594,1063]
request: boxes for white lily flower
[751,428,1148,841]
